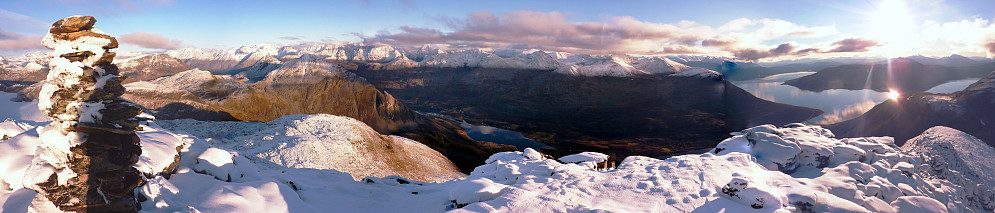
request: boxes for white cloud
[921,18,995,56]
[365,11,853,60]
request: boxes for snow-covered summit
[553,54,722,78]
[156,114,465,183]
[902,126,995,211]
[0,51,49,82]
[125,68,244,93]
[156,42,721,78]
[260,53,349,83]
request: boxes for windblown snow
[3,89,992,212]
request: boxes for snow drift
[2,91,991,212]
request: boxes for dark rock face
[36,16,144,212]
[351,66,822,161]
[783,58,995,93]
[219,73,418,133]
[41,131,144,212]
[828,70,995,147]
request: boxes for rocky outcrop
[29,16,144,212]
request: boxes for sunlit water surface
[925,78,980,94]
[731,72,979,125]
[731,72,888,125]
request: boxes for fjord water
[460,121,551,150]
[417,111,550,150]
[732,72,981,125]
[925,78,981,94]
[731,72,890,125]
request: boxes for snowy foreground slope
[902,126,995,210]
[153,115,465,183]
[2,91,994,212]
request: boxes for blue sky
[3,0,995,60]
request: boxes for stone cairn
[35,15,144,212]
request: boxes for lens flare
[888,90,900,101]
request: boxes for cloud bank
[0,28,44,51]
[363,11,878,61]
[119,32,184,49]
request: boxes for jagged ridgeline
[29,15,144,212]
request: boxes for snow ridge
[159,42,722,78]
[1,92,990,212]
[902,126,995,211]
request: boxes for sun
[888,90,900,101]
[868,0,915,47]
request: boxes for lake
[732,72,890,125]
[420,75,980,148]
[731,72,980,125]
[416,111,551,150]
[925,78,981,94]
[460,122,552,150]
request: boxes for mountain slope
[122,57,515,172]
[783,58,995,93]
[352,66,821,161]
[3,88,989,212]
[827,70,995,147]
[115,53,192,83]
[122,69,245,120]
[902,126,995,211]
[157,114,465,182]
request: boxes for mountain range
[3,42,993,170]
[152,43,818,161]
[3,41,995,212]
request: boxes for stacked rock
[35,15,144,212]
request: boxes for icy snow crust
[2,93,988,212]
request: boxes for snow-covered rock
[901,126,995,211]
[554,54,722,78]
[448,177,508,207]
[155,114,465,183]
[126,68,244,94]
[558,152,609,169]
[113,53,192,83]
[0,52,49,82]
[4,99,990,213]
[260,53,348,83]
